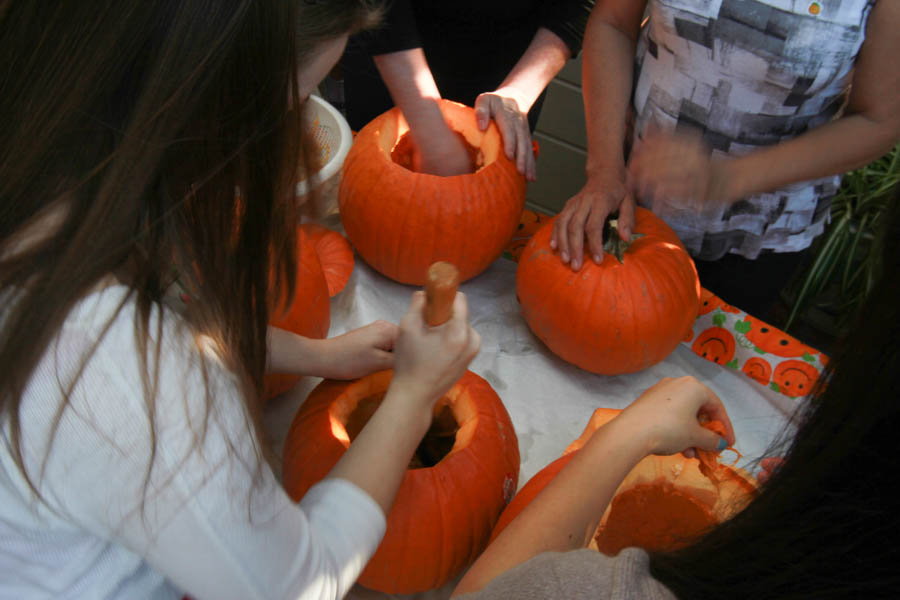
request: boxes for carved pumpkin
[265,224,354,399]
[741,315,808,357]
[282,369,520,593]
[338,100,526,285]
[516,209,701,375]
[491,408,756,555]
[772,359,819,397]
[742,357,773,386]
[691,327,736,365]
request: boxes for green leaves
[784,144,899,333]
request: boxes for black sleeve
[538,0,595,57]
[354,0,423,56]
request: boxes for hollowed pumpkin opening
[341,392,462,469]
[592,482,718,555]
[390,131,485,174]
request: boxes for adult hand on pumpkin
[390,290,481,408]
[475,91,537,181]
[550,167,635,271]
[618,376,735,459]
[410,126,474,177]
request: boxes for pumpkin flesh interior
[390,132,485,175]
[334,380,478,469]
[378,104,499,174]
[592,482,718,556]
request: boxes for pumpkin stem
[602,217,645,263]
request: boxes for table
[263,255,799,599]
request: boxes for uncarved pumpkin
[338,100,526,285]
[491,408,757,556]
[516,209,701,375]
[282,369,520,593]
[264,224,354,399]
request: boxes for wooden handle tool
[424,262,460,326]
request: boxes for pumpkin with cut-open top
[282,369,520,594]
[338,100,526,285]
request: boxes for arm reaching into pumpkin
[452,376,731,596]
[326,291,481,515]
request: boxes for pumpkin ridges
[517,209,698,375]
[284,369,519,594]
[339,100,525,285]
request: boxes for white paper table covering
[263,256,797,600]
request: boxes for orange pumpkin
[741,315,809,357]
[742,356,773,386]
[492,408,756,555]
[282,369,520,594]
[772,359,819,397]
[265,224,354,399]
[516,209,701,375]
[338,100,526,285]
[691,327,736,365]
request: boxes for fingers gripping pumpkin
[338,100,526,285]
[282,369,520,594]
[516,209,701,375]
[491,408,756,556]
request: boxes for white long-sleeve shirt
[0,285,386,600]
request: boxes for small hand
[627,129,730,212]
[390,291,481,409]
[550,169,635,271]
[318,320,397,380]
[412,128,473,176]
[618,376,735,458]
[474,91,536,181]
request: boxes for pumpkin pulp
[342,391,461,469]
[593,482,717,555]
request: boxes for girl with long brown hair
[0,2,480,598]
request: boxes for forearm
[722,113,900,202]
[326,382,432,514]
[266,325,324,376]
[582,15,640,177]
[373,48,453,147]
[494,28,571,114]
[453,416,648,595]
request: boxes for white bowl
[297,93,353,197]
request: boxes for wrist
[382,379,435,435]
[596,410,656,459]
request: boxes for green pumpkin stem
[602,217,644,263]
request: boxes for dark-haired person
[552,0,900,321]
[0,2,481,599]
[453,197,900,598]
[342,0,594,179]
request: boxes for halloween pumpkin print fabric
[507,209,827,399]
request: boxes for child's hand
[390,291,481,408]
[318,320,397,380]
[618,376,735,458]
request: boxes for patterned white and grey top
[631,0,875,260]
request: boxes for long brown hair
[0,1,379,497]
